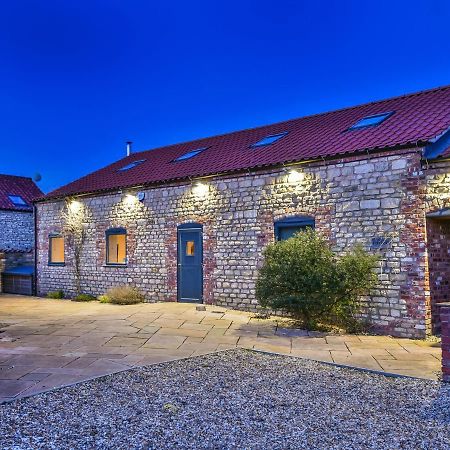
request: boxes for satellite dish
[137,191,145,202]
[33,173,42,182]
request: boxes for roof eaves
[38,141,428,203]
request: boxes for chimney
[126,141,133,156]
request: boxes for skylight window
[348,112,394,130]
[118,159,146,172]
[251,132,288,147]
[173,147,208,162]
[8,195,28,207]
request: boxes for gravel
[1,349,449,449]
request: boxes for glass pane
[108,234,126,264]
[50,237,64,263]
[186,241,195,256]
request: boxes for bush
[105,285,145,305]
[97,295,110,303]
[47,290,64,299]
[256,229,378,330]
[72,294,96,302]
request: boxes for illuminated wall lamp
[192,181,209,197]
[286,168,305,183]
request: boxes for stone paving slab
[0,294,442,402]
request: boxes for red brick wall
[427,220,450,334]
[440,304,450,382]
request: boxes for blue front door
[178,224,203,303]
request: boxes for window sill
[48,263,65,267]
[103,264,128,268]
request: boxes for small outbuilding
[0,174,42,295]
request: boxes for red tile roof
[0,174,43,211]
[45,85,450,200]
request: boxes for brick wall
[36,149,437,338]
[0,252,5,292]
[426,219,450,334]
[0,209,35,251]
[440,303,450,382]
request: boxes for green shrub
[72,294,96,302]
[256,229,378,330]
[47,290,64,299]
[97,295,110,303]
[106,285,145,305]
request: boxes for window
[274,216,315,241]
[173,147,208,162]
[118,160,146,172]
[186,241,195,256]
[251,132,288,147]
[49,235,65,265]
[348,112,393,130]
[8,195,28,207]
[106,228,127,265]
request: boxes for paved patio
[0,295,441,403]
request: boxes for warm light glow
[192,181,209,197]
[123,193,138,205]
[287,169,305,183]
[50,236,65,263]
[68,200,82,212]
[107,234,126,264]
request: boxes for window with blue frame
[274,216,315,241]
[117,160,146,172]
[173,147,209,162]
[250,132,288,147]
[347,112,394,131]
[106,228,127,265]
[8,194,28,207]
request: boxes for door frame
[177,222,203,303]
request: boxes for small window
[274,216,315,241]
[173,147,208,162]
[8,195,28,207]
[118,160,146,172]
[186,241,195,256]
[348,112,393,130]
[251,132,288,148]
[106,228,127,265]
[49,235,65,265]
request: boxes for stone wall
[0,209,35,251]
[37,148,433,337]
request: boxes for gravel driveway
[0,349,449,449]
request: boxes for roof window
[251,132,288,147]
[348,112,394,130]
[173,147,208,162]
[118,159,146,172]
[8,195,28,207]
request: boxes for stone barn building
[0,174,43,294]
[35,86,450,338]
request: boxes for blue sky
[1,0,449,193]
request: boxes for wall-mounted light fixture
[192,181,209,197]
[68,199,82,213]
[286,168,305,183]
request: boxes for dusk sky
[1,0,449,193]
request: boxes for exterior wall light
[68,199,82,212]
[287,169,305,183]
[123,193,138,205]
[192,181,209,197]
